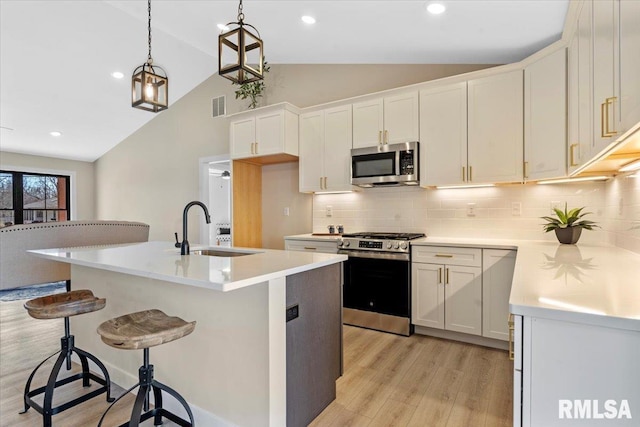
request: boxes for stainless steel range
[338,232,425,336]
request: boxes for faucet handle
[174,232,180,248]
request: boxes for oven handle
[338,249,410,262]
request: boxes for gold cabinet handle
[462,166,466,182]
[378,130,382,145]
[601,101,607,138]
[445,267,449,285]
[469,166,473,182]
[384,130,389,144]
[324,177,328,189]
[569,143,579,167]
[508,314,515,361]
[303,247,317,251]
[524,161,529,179]
[438,267,442,284]
[435,254,453,258]
[605,96,618,137]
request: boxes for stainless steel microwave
[351,141,419,187]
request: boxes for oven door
[340,250,412,335]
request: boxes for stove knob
[343,241,350,247]
[386,242,393,249]
[400,242,408,250]
[393,242,400,249]
[337,240,343,247]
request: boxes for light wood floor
[1,300,512,426]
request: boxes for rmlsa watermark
[559,400,632,420]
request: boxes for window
[0,171,71,228]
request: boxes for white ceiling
[0,0,569,162]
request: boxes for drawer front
[411,245,482,267]
[285,239,338,254]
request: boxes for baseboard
[413,326,509,350]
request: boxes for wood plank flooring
[1,299,512,426]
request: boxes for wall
[95,64,494,244]
[312,174,640,252]
[0,151,95,220]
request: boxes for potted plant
[541,203,599,244]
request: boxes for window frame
[1,169,72,226]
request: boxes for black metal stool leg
[74,347,115,401]
[129,383,151,427]
[152,383,163,426]
[19,350,61,414]
[152,379,195,427]
[97,382,140,427]
[42,348,69,427]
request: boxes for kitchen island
[29,241,347,427]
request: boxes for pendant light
[132,0,168,113]
[218,0,264,84]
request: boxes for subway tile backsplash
[313,173,640,253]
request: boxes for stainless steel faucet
[181,201,211,255]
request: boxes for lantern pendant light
[132,0,168,112]
[218,0,264,84]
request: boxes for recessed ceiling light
[217,23,230,32]
[301,15,316,25]
[427,3,446,15]
[111,71,124,79]
[50,131,62,137]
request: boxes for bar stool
[20,289,114,427]
[97,309,196,427]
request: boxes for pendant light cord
[147,0,153,64]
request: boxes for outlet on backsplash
[326,205,333,217]
[512,202,522,216]
[466,203,476,217]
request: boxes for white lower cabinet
[482,249,516,340]
[412,246,482,336]
[512,314,640,427]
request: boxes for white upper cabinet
[618,0,640,133]
[352,92,419,149]
[299,105,353,193]
[524,48,567,181]
[419,82,468,187]
[229,103,299,160]
[592,0,619,154]
[468,70,524,184]
[567,1,594,174]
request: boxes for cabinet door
[230,117,256,159]
[524,49,567,181]
[352,98,383,149]
[420,82,468,186]
[323,105,353,192]
[468,70,524,184]
[444,265,482,336]
[255,111,284,156]
[482,249,516,341]
[592,0,619,153]
[284,239,338,254]
[299,111,324,192]
[619,0,640,133]
[411,263,445,329]
[384,92,419,145]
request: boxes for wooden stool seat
[97,309,196,350]
[24,289,106,319]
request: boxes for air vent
[212,96,226,118]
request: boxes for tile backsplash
[313,173,640,253]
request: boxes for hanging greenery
[233,60,270,109]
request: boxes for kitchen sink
[191,249,256,257]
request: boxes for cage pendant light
[218,0,264,84]
[132,0,168,112]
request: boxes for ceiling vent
[212,96,226,118]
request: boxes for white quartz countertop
[29,241,347,292]
[286,233,640,331]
